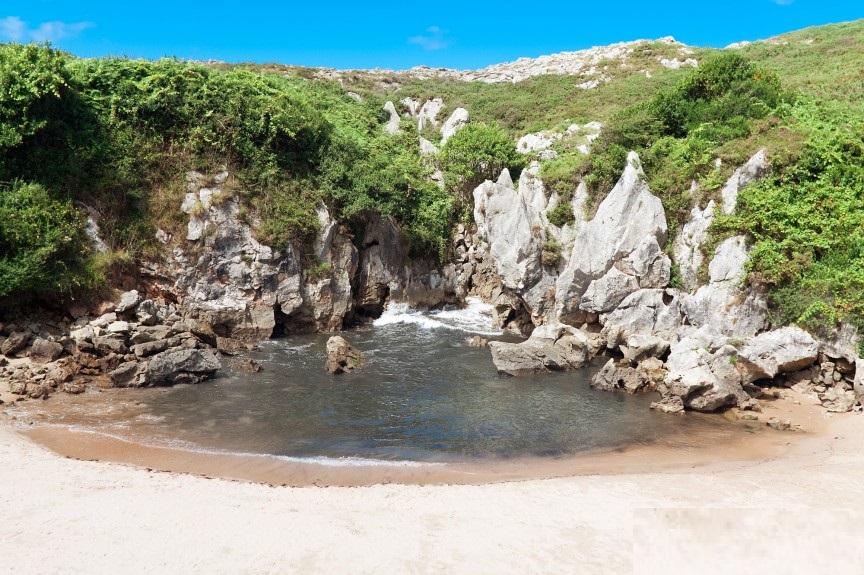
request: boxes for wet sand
[7,385,813,487]
[2,389,863,573]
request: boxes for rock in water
[325,336,363,375]
[488,324,588,376]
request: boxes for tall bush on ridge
[439,123,525,213]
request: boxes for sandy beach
[2,393,864,574]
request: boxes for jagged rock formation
[555,152,669,325]
[2,130,860,418]
[467,146,862,415]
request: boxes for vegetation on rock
[2,18,864,340]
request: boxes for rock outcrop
[325,336,363,374]
[383,101,401,135]
[679,236,767,338]
[555,152,668,325]
[488,324,589,375]
[440,108,469,145]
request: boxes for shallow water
[11,298,741,465]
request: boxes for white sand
[2,412,864,574]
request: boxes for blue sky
[1,1,861,69]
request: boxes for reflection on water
[10,298,742,464]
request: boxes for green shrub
[547,203,575,227]
[711,100,864,336]
[440,123,525,211]
[0,43,69,149]
[0,182,93,298]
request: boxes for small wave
[374,297,502,336]
[272,455,439,468]
[20,423,440,468]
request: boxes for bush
[0,182,93,298]
[547,203,575,227]
[711,101,864,336]
[439,123,525,211]
[0,43,69,149]
[576,52,786,229]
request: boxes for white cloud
[409,26,451,51]
[0,16,93,43]
[0,16,26,41]
[772,0,794,5]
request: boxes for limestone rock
[401,97,420,116]
[131,337,181,358]
[383,101,401,135]
[516,132,560,154]
[651,395,685,414]
[92,335,128,355]
[354,214,407,317]
[419,137,439,156]
[440,107,469,145]
[466,336,488,348]
[601,289,682,350]
[854,359,864,400]
[555,152,667,325]
[106,321,131,334]
[722,148,769,215]
[143,349,221,386]
[417,98,444,132]
[1,331,30,356]
[473,170,542,292]
[135,300,159,326]
[736,327,819,383]
[325,336,363,374]
[83,212,109,253]
[673,199,714,292]
[110,361,144,388]
[115,290,142,313]
[228,357,263,373]
[619,334,670,363]
[591,357,666,394]
[580,267,639,313]
[663,329,750,412]
[29,338,64,364]
[488,324,588,376]
[679,236,767,338]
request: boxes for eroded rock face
[325,336,363,374]
[473,170,543,292]
[673,199,715,292]
[555,152,668,325]
[354,214,407,318]
[737,327,819,383]
[679,236,767,338]
[488,324,588,375]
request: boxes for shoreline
[2,385,841,487]
[2,393,864,573]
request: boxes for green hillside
[1,19,864,340]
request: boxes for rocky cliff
[1,97,862,419]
